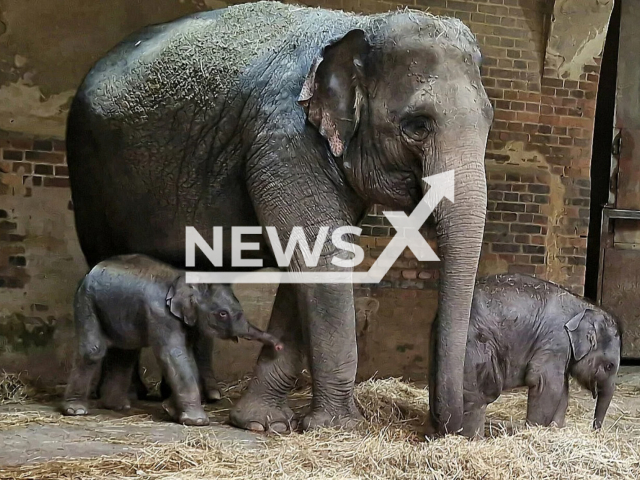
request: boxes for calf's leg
[154,342,209,426]
[550,378,569,428]
[63,296,107,416]
[526,363,566,427]
[462,403,487,438]
[99,348,139,411]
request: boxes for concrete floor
[0,399,262,467]
[1,367,639,469]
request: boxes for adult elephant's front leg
[230,283,305,433]
[298,282,363,430]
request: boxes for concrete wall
[0,0,615,387]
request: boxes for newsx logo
[185,171,454,284]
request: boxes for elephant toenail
[207,389,222,401]
[269,422,288,433]
[247,421,265,432]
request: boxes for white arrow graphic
[185,170,454,284]
[357,170,454,283]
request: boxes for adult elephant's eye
[605,362,614,372]
[401,115,433,142]
[218,310,229,319]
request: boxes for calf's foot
[202,387,222,403]
[162,399,210,426]
[100,394,131,411]
[61,401,89,416]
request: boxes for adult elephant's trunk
[593,377,615,429]
[428,130,487,434]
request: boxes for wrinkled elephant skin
[66,2,493,434]
[430,274,621,438]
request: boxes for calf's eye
[605,362,614,372]
[218,310,228,319]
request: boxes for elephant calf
[62,254,282,426]
[432,273,621,438]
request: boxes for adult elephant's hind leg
[230,283,305,433]
[298,283,363,431]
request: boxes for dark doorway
[584,0,621,301]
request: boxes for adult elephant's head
[299,12,493,434]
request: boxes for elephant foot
[301,403,364,431]
[100,395,131,412]
[230,392,297,433]
[202,387,222,403]
[61,401,89,416]
[162,400,210,426]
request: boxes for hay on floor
[2,377,639,480]
[0,371,33,405]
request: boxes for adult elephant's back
[66,1,354,268]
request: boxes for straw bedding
[0,371,33,405]
[1,377,639,479]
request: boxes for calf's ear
[166,276,197,326]
[565,309,597,361]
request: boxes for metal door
[598,0,640,357]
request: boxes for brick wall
[348,0,602,295]
[0,131,85,384]
[1,134,72,287]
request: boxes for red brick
[8,138,33,150]
[485,87,503,99]
[579,81,597,92]
[401,270,418,280]
[542,77,564,88]
[55,165,69,177]
[478,4,509,15]
[2,150,23,161]
[43,177,69,188]
[34,164,53,175]
[33,140,53,151]
[540,105,553,115]
[516,111,538,123]
[11,162,32,174]
[25,151,65,164]
[494,110,517,121]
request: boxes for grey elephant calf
[62,254,282,425]
[431,273,621,438]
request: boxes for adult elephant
[66,1,492,434]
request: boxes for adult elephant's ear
[565,309,597,361]
[298,29,369,157]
